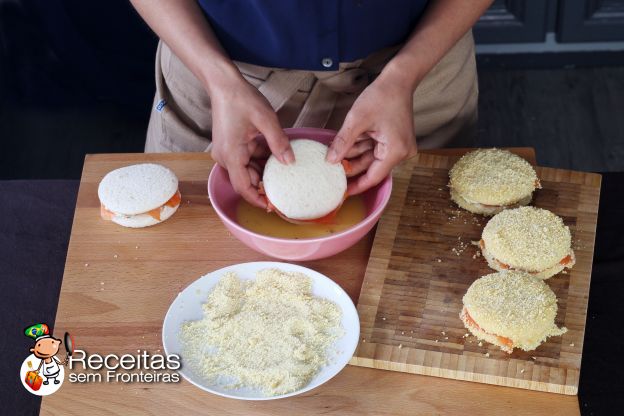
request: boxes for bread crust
[481,242,575,279]
[109,202,179,228]
[450,189,531,216]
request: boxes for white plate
[162,261,360,400]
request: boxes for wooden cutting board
[41,151,583,416]
[350,152,601,395]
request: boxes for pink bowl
[207,128,392,261]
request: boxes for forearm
[380,0,493,91]
[129,0,243,94]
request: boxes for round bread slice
[106,203,179,228]
[461,270,567,353]
[448,148,540,215]
[262,139,347,221]
[98,163,180,228]
[480,206,575,279]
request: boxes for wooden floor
[0,66,622,179]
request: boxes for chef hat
[24,323,51,341]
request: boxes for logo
[155,99,167,112]
[20,324,181,394]
[20,323,74,396]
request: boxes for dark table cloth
[1,175,622,416]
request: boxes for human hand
[326,74,417,195]
[209,77,294,208]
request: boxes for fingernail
[282,150,295,164]
[326,148,338,163]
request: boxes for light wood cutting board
[41,150,583,416]
[350,152,601,395]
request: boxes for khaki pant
[145,31,478,152]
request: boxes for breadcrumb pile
[180,269,344,396]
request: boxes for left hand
[326,74,417,195]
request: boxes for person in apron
[131,0,493,206]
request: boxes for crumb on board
[532,356,537,360]
[398,344,403,349]
[520,369,525,374]
[485,353,490,357]
[570,343,575,347]
[113,254,118,259]
[441,331,446,336]
[478,342,483,347]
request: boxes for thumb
[256,114,294,164]
[327,117,362,163]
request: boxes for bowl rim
[207,127,393,244]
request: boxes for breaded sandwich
[448,148,540,216]
[461,270,567,353]
[260,139,350,224]
[98,163,181,228]
[480,206,575,279]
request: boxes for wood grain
[42,150,582,416]
[350,152,601,395]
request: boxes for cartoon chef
[24,323,68,385]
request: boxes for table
[2,155,622,416]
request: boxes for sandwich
[448,148,540,216]
[460,270,567,353]
[98,163,181,228]
[480,206,575,279]
[260,139,350,224]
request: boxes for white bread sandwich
[98,163,181,228]
[260,139,350,224]
[461,270,567,353]
[480,206,575,279]
[448,148,540,216]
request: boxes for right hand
[208,76,294,208]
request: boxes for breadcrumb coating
[481,207,574,274]
[461,271,566,352]
[448,148,539,208]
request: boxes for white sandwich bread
[260,139,349,224]
[461,270,567,353]
[98,163,181,228]
[448,148,540,216]
[479,206,575,279]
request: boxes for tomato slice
[341,159,352,175]
[463,308,514,351]
[165,190,181,208]
[100,204,114,221]
[559,254,572,266]
[146,207,161,221]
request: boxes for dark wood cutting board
[350,151,601,395]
